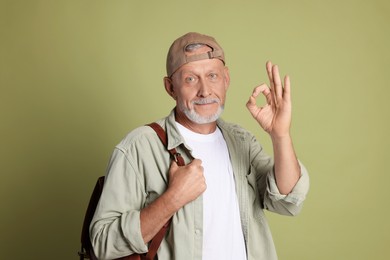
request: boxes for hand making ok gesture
[246,61,292,139]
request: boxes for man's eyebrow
[179,70,198,76]
[178,64,222,77]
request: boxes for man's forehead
[174,58,225,76]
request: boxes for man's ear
[163,77,176,99]
[224,66,230,90]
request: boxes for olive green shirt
[90,110,309,260]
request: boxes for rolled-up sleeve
[89,148,148,259]
[264,161,310,216]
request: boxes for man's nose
[197,79,212,97]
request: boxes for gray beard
[178,98,224,124]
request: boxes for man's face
[168,46,230,124]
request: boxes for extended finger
[283,75,291,101]
[272,64,283,101]
[266,61,273,82]
[266,61,278,104]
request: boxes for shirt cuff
[122,210,149,254]
[266,160,309,205]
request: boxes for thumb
[169,160,179,172]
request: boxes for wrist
[270,133,292,143]
[162,188,182,213]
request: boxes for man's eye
[209,73,218,80]
[185,76,196,83]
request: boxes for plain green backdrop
[1,0,389,259]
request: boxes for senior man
[90,32,309,260]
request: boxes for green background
[1,0,389,259]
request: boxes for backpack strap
[143,122,185,260]
[79,177,105,260]
[147,122,185,166]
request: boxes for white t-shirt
[176,123,247,260]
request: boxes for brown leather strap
[79,177,105,260]
[143,122,185,260]
[143,220,171,260]
[147,122,185,166]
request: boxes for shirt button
[195,229,201,235]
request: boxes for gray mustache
[192,98,220,105]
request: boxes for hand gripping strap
[143,122,185,260]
